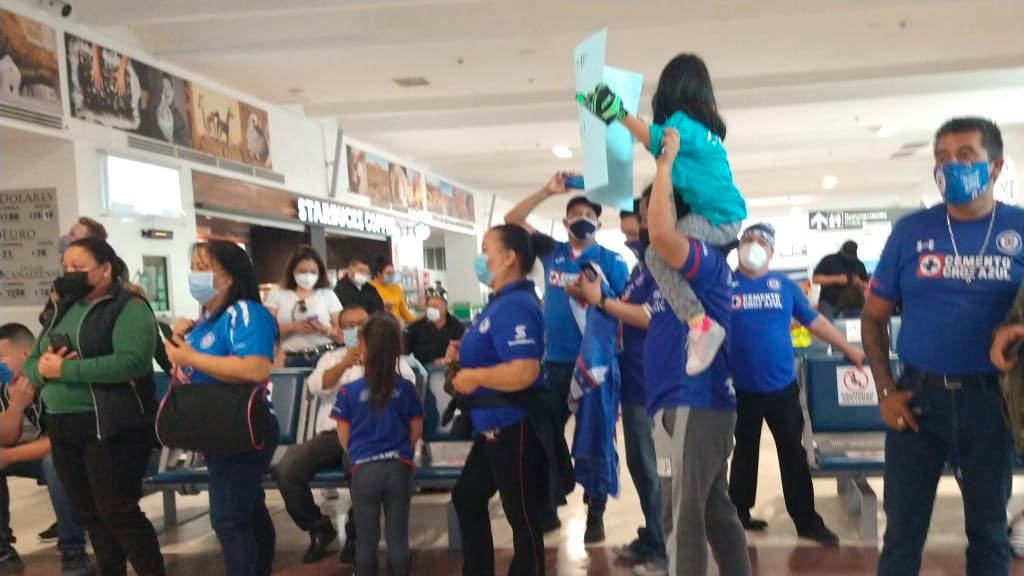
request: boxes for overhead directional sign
[808,209,910,231]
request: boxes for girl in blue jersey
[330,314,422,576]
[450,224,548,576]
[580,53,746,377]
[164,241,279,576]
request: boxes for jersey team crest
[767,278,782,291]
[917,254,944,278]
[997,230,1023,256]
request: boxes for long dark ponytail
[361,314,403,410]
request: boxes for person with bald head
[273,306,416,565]
[405,295,465,367]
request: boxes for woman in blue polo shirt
[164,241,279,576]
[450,224,547,576]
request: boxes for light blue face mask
[188,271,219,305]
[0,363,11,387]
[382,274,396,285]
[342,328,359,349]
[935,162,990,206]
[474,254,493,285]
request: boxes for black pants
[453,420,546,576]
[0,461,41,546]
[727,382,824,531]
[45,413,165,576]
[273,430,357,543]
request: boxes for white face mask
[426,307,442,322]
[739,242,768,271]
[352,272,369,287]
[294,272,319,291]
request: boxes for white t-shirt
[264,287,343,352]
[305,348,417,433]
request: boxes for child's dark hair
[192,241,263,322]
[491,224,536,276]
[362,314,403,409]
[651,53,726,140]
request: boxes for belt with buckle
[285,343,338,360]
[904,366,995,390]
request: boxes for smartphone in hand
[157,322,178,347]
[563,174,585,190]
[48,333,71,353]
[578,261,600,282]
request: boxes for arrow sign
[810,212,828,231]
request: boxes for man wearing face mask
[812,240,869,319]
[274,306,417,565]
[727,223,862,547]
[505,172,629,539]
[333,256,384,316]
[863,117,1023,576]
[405,295,465,367]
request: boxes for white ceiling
[76,0,1024,220]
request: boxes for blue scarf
[568,262,621,500]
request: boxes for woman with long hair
[164,241,279,576]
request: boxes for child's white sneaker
[685,316,726,376]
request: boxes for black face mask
[53,272,91,301]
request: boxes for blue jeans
[878,373,1012,576]
[206,418,279,576]
[41,453,87,555]
[621,402,666,564]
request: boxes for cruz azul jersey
[871,203,1024,375]
[537,236,629,363]
[619,264,655,406]
[643,239,735,414]
[731,271,819,394]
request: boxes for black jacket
[405,314,465,366]
[334,277,385,316]
[37,283,158,439]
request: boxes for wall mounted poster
[65,32,272,168]
[0,9,62,116]
[0,188,60,306]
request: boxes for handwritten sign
[0,188,60,306]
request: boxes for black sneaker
[738,514,768,532]
[583,514,605,545]
[302,522,337,564]
[339,536,355,564]
[0,547,24,574]
[60,549,93,576]
[39,523,59,543]
[797,523,840,547]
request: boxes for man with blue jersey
[862,117,1023,576]
[505,172,630,541]
[728,223,862,547]
[642,128,750,576]
[580,192,668,571]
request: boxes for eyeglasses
[741,229,774,246]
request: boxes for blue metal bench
[801,354,900,541]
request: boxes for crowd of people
[0,49,1022,576]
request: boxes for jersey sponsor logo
[916,239,935,253]
[548,270,580,288]
[508,324,536,347]
[917,252,1013,282]
[478,317,491,334]
[767,278,782,291]
[647,289,668,315]
[358,388,400,402]
[200,332,216,349]
[997,230,1022,256]
[732,292,783,311]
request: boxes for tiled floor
[9,422,1024,574]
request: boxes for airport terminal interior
[2,1,1024,575]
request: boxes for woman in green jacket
[23,237,165,576]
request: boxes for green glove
[576,83,628,125]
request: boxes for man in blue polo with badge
[728,222,863,547]
[505,172,630,541]
[862,117,1024,576]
